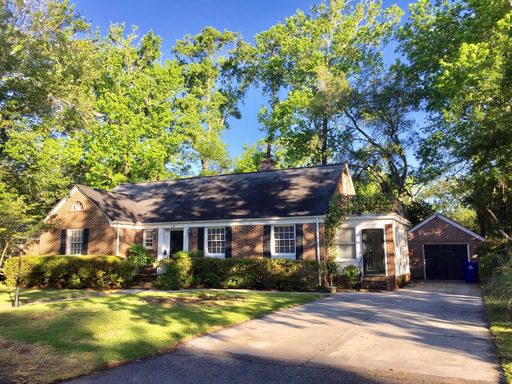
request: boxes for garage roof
[409,213,485,241]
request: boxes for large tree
[0,0,94,214]
[253,0,402,166]
[83,25,185,188]
[340,68,419,203]
[399,0,512,235]
[173,27,251,174]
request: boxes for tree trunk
[201,158,209,172]
[321,117,328,165]
[0,239,12,269]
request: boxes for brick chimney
[259,143,276,171]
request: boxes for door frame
[362,228,387,275]
[422,242,470,280]
[169,229,185,255]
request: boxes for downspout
[116,224,120,257]
[315,217,321,287]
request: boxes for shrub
[155,251,193,290]
[190,257,319,291]
[126,244,153,269]
[3,255,133,289]
[337,265,360,289]
[478,238,511,284]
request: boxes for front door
[362,229,386,274]
[169,230,184,256]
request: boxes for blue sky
[73,0,414,159]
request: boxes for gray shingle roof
[78,164,344,223]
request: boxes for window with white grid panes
[337,227,357,259]
[206,227,225,257]
[272,225,295,258]
[69,229,84,255]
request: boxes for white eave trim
[44,186,79,222]
[111,215,326,229]
[345,212,411,226]
[44,185,113,226]
[409,213,485,241]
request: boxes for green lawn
[0,287,323,384]
[0,285,114,306]
[484,294,512,383]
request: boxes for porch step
[361,275,389,291]
[133,273,157,283]
[130,281,156,290]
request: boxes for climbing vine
[324,193,398,259]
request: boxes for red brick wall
[35,190,117,256]
[231,225,264,258]
[29,190,152,258]
[186,223,326,260]
[408,216,483,279]
[385,224,397,289]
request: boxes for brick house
[408,213,484,280]
[29,163,410,289]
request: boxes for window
[206,227,225,257]
[71,201,84,211]
[272,225,295,258]
[143,230,154,249]
[69,229,84,255]
[337,227,356,259]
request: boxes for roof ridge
[113,163,345,188]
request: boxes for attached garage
[408,213,484,280]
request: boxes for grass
[0,285,114,306]
[484,293,512,383]
[0,287,324,384]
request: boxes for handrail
[357,254,364,289]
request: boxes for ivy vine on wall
[324,193,398,259]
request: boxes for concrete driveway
[68,282,502,384]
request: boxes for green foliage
[84,25,186,188]
[3,255,133,289]
[173,26,251,174]
[325,259,339,287]
[399,0,512,236]
[252,0,403,166]
[155,251,193,290]
[191,257,320,291]
[324,193,397,257]
[337,265,360,289]
[478,238,511,284]
[155,253,320,291]
[126,244,153,269]
[0,193,51,268]
[405,200,434,227]
[0,0,93,215]
[415,178,479,232]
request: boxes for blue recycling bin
[464,261,479,283]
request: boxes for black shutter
[263,225,271,258]
[82,228,89,255]
[59,229,67,255]
[198,227,204,252]
[225,227,232,258]
[295,224,303,260]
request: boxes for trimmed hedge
[3,255,134,289]
[156,253,320,291]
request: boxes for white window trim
[271,224,296,259]
[143,229,154,249]
[70,201,84,211]
[66,229,84,255]
[204,227,226,258]
[336,227,357,260]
